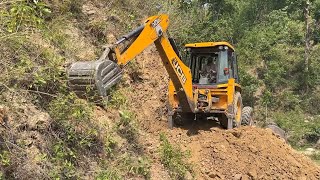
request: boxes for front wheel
[219,114,231,129]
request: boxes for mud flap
[68,59,123,98]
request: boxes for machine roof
[185,42,235,51]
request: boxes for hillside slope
[0,1,320,179]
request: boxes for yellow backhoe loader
[67,14,253,129]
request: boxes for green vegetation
[108,89,128,108]
[1,0,320,178]
[273,111,320,147]
[0,0,153,179]
[0,151,10,167]
[159,133,193,179]
[310,152,320,164]
[96,169,122,180]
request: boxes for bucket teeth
[68,59,122,99]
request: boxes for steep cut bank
[125,46,320,179]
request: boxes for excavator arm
[68,14,195,112]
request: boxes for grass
[116,110,142,153]
[96,169,122,180]
[104,135,118,157]
[310,152,320,165]
[0,151,10,167]
[159,133,193,180]
[120,153,151,179]
[108,89,128,108]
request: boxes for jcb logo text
[172,58,187,84]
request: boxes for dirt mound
[124,46,320,179]
[167,124,320,179]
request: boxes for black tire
[241,106,253,126]
[168,112,194,128]
[172,112,184,126]
[219,114,229,129]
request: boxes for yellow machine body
[168,42,242,128]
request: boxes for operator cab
[185,42,239,86]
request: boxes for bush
[0,0,51,33]
[120,154,150,179]
[273,111,320,147]
[159,133,193,179]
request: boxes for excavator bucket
[68,59,122,99]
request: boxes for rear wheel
[219,114,230,129]
[241,106,253,126]
[219,92,243,129]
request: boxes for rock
[208,171,224,179]
[249,145,258,153]
[241,174,250,180]
[306,148,315,152]
[220,155,226,160]
[265,124,287,141]
[208,172,217,178]
[233,174,242,180]
[315,139,320,149]
[106,33,117,44]
[232,131,242,138]
[304,148,316,156]
[248,169,257,179]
